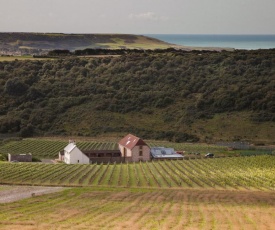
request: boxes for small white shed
[63,142,89,164]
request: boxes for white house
[63,142,90,164]
[118,134,151,162]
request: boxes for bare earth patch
[0,185,65,203]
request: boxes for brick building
[118,134,151,162]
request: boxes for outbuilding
[150,147,184,160]
[8,153,32,162]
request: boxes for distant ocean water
[144,34,275,50]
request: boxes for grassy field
[0,33,177,54]
[0,56,53,61]
[95,36,174,49]
[0,155,274,190]
[192,112,275,144]
[0,187,274,230]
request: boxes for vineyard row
[0,155,274,190]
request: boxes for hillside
[0,49,274,144]
[0,32,177,55]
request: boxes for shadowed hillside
[0,49,274,143]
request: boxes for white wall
[64,147,89,164]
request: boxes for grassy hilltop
[0,32,177,55]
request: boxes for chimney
[69,140,76,145]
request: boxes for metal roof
[118,134,148,150]
[150,147,184,159]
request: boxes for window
[139,146,143,156]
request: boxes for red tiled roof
[118,134,148,150]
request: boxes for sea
[144,34,275,50]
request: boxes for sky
[0,0,274,34]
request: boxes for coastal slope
[0,32,178,55]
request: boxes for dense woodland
[0,49,274,142]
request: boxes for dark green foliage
[0,49,274,141]
[32,156,41,162]
[0,152,8,161]
[48,50,71,56]
[20,124,34,137]
[4,77,29,96]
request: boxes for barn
[82,150,121,163]
[118,134,151,162]
[62,141,121,164]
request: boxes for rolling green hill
[0,49,274,144]
[0,32,177,55]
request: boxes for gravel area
[0,185,66,203]
[40,159,55,163]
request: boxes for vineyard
[0,139,118,158]
[1,141,275,229]
[0,155,275,190]
[0,138,273,159]
[0,138,232,158]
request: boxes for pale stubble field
[0,186,275,230]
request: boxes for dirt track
[0,185,65,203]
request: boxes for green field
[0,155,274,190]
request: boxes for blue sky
[0,0,274,34]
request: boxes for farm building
[61,141,122,164]
[150,147,184,160]
[8,153,32,162]
[63,141,90,164]
[61,134,183,164]
[118,134,151,162]
[82,150,121,163]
